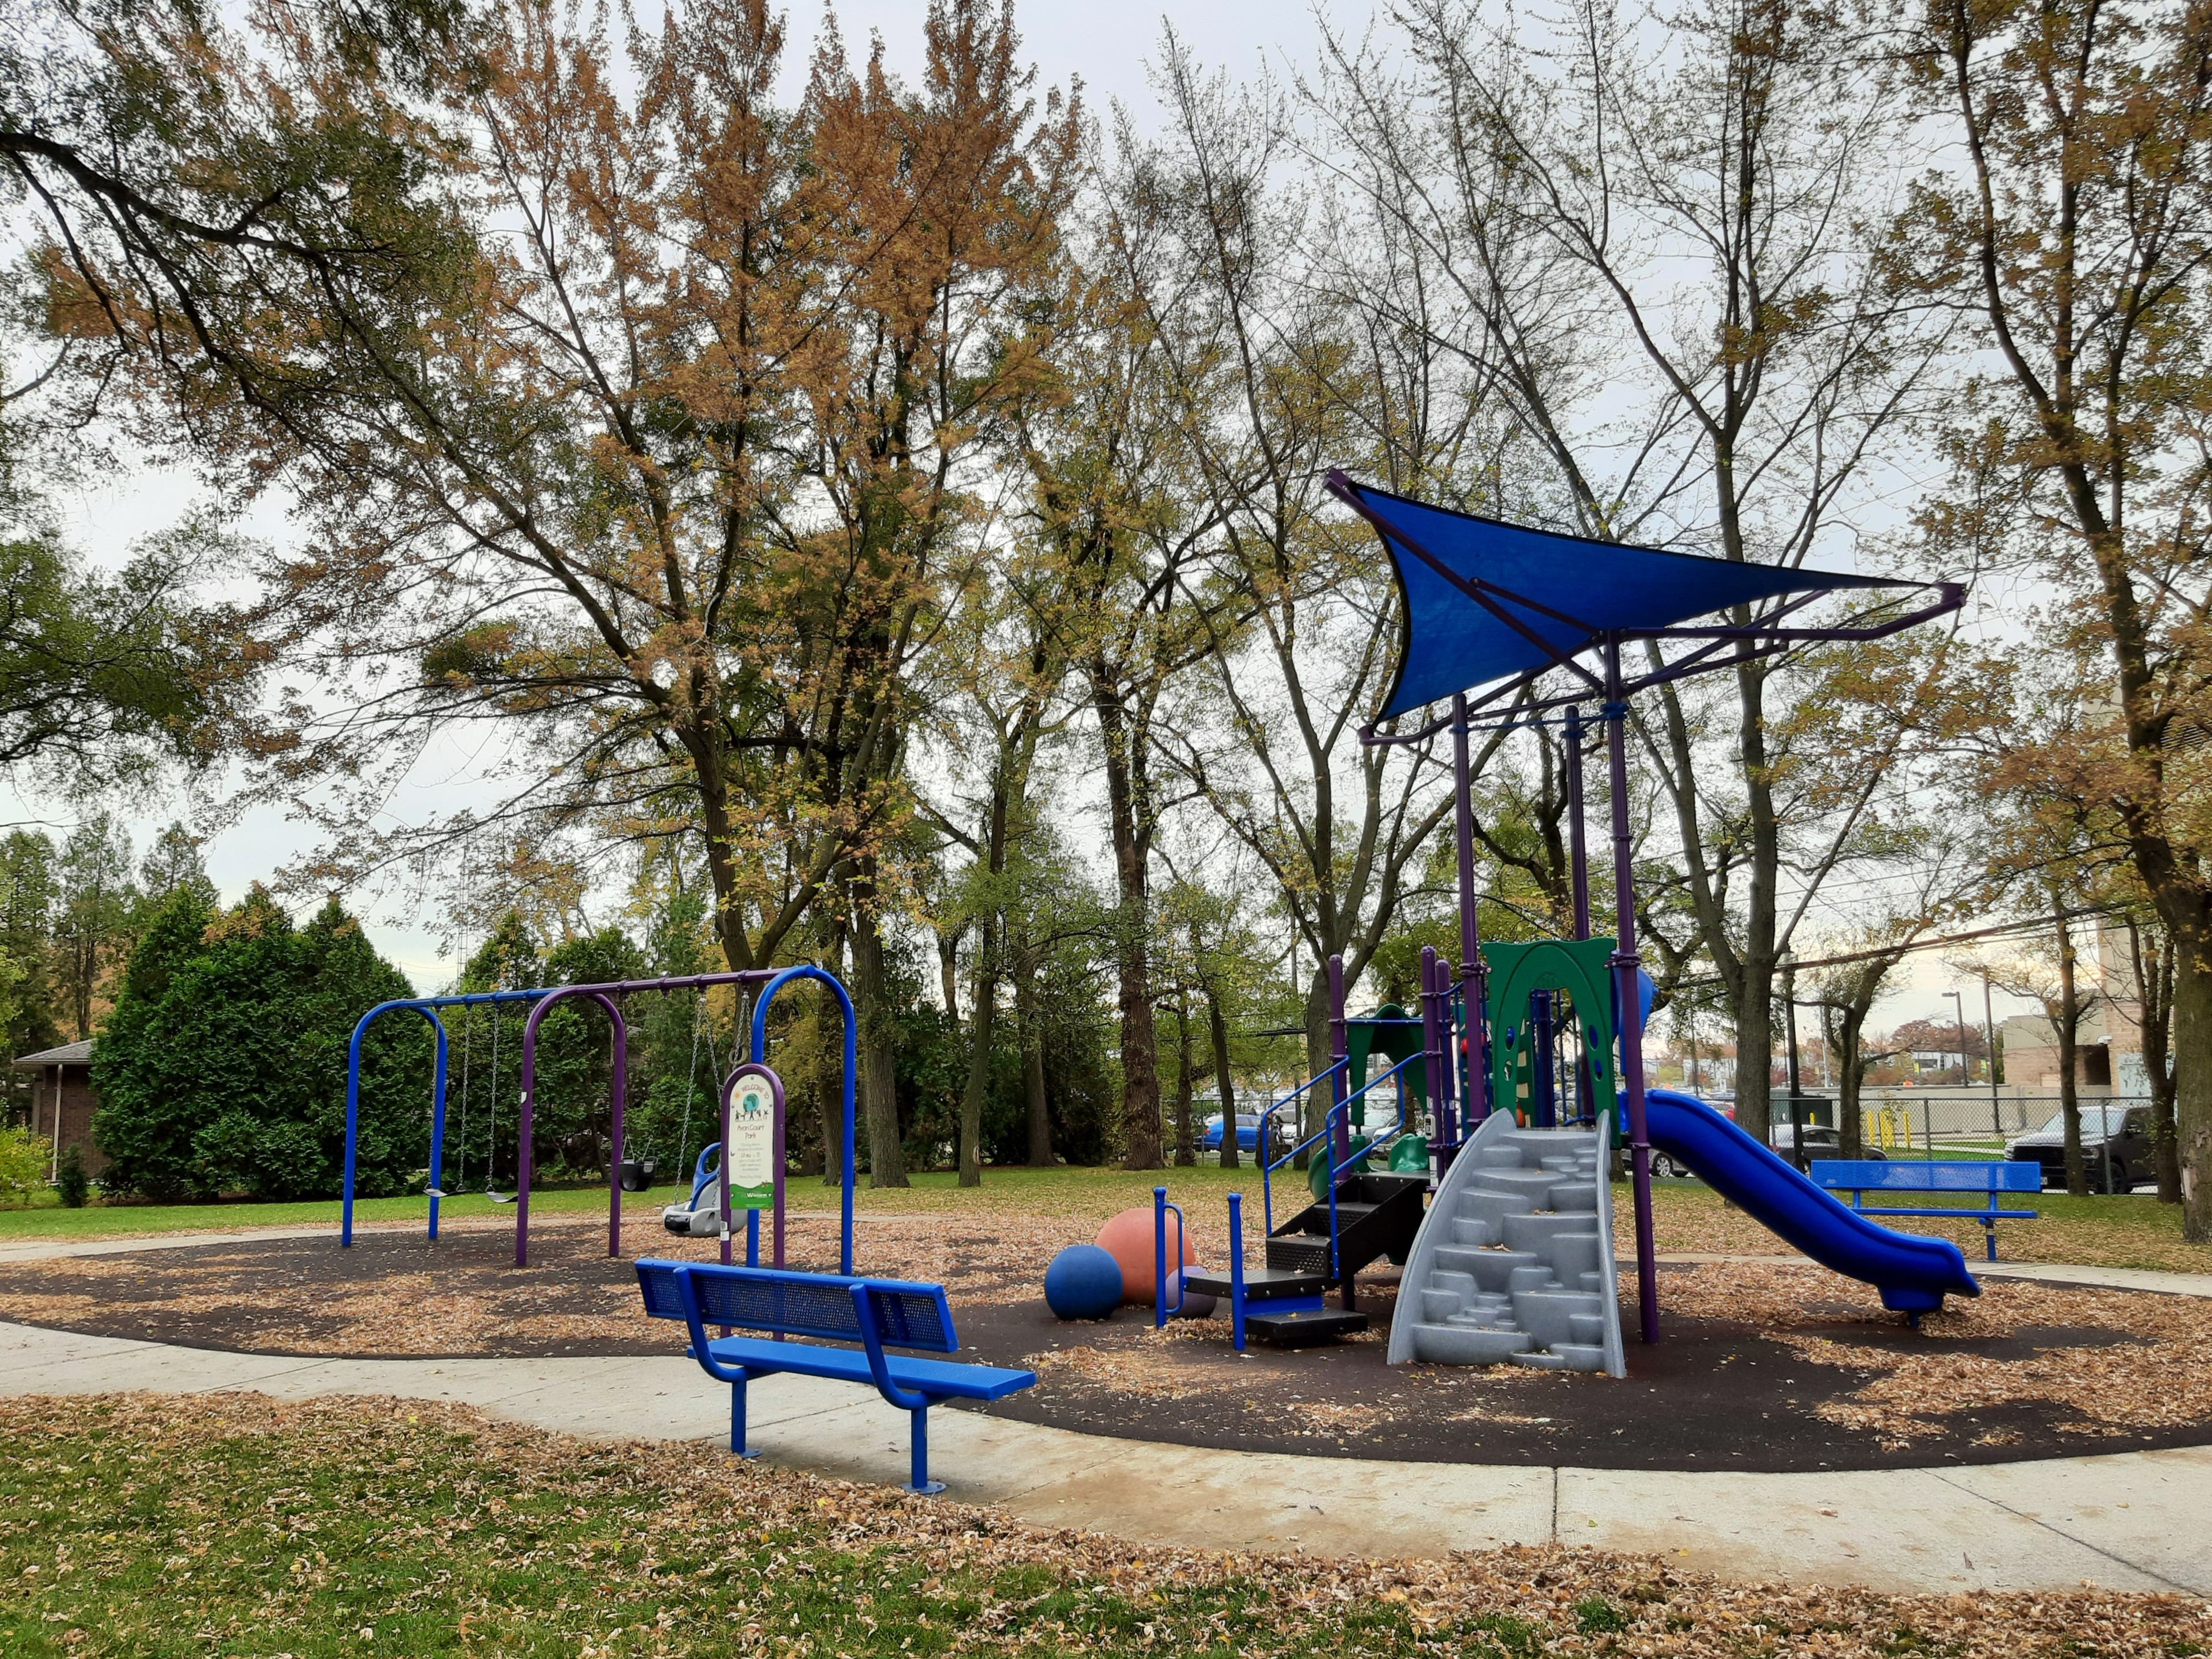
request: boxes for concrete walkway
[2,1318,2205,1595]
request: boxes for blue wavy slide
[1640,1087,1979,1314]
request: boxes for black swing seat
[633,1259,1035,1493]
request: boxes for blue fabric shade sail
[1333,476,1902,721]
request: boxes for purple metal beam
[513,968,779,1268]
[1452,695,1491,1129]
[1328,953,1350,1163]
[1605,642,1660,1341]
[1421,946,1451,1148]
[1356,585,1966,746]
[1565,706,1590,941]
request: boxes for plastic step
[1511,1342,1606,1370]
[1183,1265,1326,1302]
[1410,1322,1532,1365]
[1244,1308,1369,1348]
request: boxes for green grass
[0,1184,618,1243]
[6,1159,2207,1275]
[0,1395,1485,1659]
[1628,1176,2212,1274]
[0,1163,1271,1243]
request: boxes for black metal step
[1264,1236,1330,1274]
[1182,1266,1326,1302]
[1244,1308,1370,1348]
[1279,1200,1377,1236]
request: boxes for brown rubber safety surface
[1,1217,2207,1473]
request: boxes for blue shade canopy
[1336,478,1901,721]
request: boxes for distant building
[9,1040,106,1178]
[1996,920,2145,1094]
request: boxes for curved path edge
[1,1318,2204,1597]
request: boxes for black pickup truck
[2005,1105,2157,1192]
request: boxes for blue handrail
[1260,1050,1425,1267]
[1255,1059,1347,1237]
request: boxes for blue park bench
[1811,1160,2041,1262]
[634,1259,1036,1494]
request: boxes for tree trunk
[1297,968,1333,1167]
[1173,996,1196,1167]
[938,926,962,1026]
[849,883,907,1188]
[820,923,849,1186]
[958,917,993,1188]
[2167,916,2212,1234]
[1095,683,1161,1170]
[2130,918,2183,1205]
[1210,991,1239,1171]
[1019,964,1052,1167]
[1835,1005,1866,1160]
[1734,958,1776,1146]
[2054,906,2086,1196]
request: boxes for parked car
[1764,1122,1883,1168]
[2005,1105,2156,1192]
[1650,1119,1882,1179]
[1198,1113,1290,1156]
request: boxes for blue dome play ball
[1044,1244,1123,1320]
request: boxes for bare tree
[1300,0,1956,1148]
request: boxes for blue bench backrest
[1812,1160,2040,1194]
[635,1259,958,1352]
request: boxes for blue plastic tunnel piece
[1642,1087,1979,1314]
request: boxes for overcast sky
[3,0,2056,1041]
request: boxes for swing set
[341,965,859,1271]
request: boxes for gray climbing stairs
[1385,1109,1625,1376]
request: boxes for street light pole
[1945,989,1970,1150]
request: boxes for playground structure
[341,964,858,1272]
[1176,475,1979,1358]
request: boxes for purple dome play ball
[1044,1243,1123,1320]
[1165,1269,1216,1320]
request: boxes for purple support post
[1420,945,1446,1148]
[1327,954,1351,1164]
[1228,1192,1247,1351]
[1565,707,1597,1122]
[514,987,629,1269]
[1451,694,1491,1127]
[1605,642,1660,1343]
[1565,706,1591,941]
[511,969,781,1269]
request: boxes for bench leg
[729,1375,761,1459]
[908,1406,944,1496]
[1985,1222,1997,1263]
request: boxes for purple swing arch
[342,964,859,1273]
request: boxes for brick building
[9,1040,107,1178]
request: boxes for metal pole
[1452,694,1491,1127]
[1329,953,1350,1164]
[1982,973,2002,1139]
[427,1017,448,1243]
[1565,706,1591,940]
[1604,642,1658,1343]
[1228,1192,1247,1351]
[1420,945,1446,1150]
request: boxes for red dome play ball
[1094,1206,1196,1306]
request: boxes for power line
[1669,904,2130,987]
